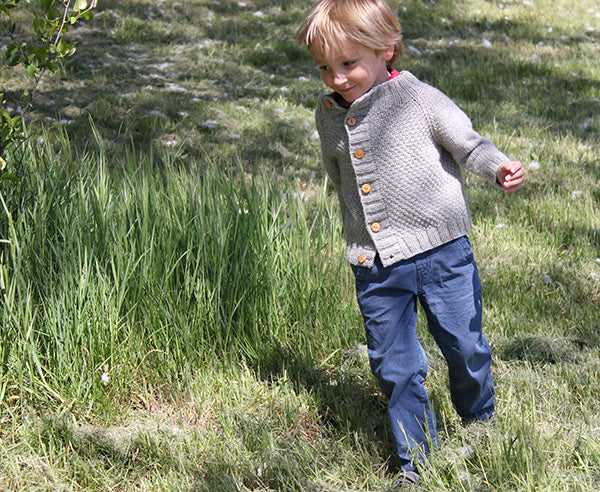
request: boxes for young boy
[296,0,524,488]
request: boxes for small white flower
[589,272,599,282]
[531,53,539,62]
[482,38,492,48]
[311,130,320,141]
[543,274,553,284]
[528,160,540,170]
[571,190,582,199]
[164,137,178,147]
[100,372,110,385]
[460,445,475,459]
[407,45,422,55]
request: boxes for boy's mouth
[337,86,356,97]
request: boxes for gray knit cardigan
[315,70,508,268]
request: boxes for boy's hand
[497,161,524,193]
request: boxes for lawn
[0,0,599,490]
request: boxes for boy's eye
[318,65,329,71]
[343,60,356,67]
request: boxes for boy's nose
[333,71,347,86]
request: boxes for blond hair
[296,0,404,66]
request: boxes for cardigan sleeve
[423,85,508,186]
[315,102,341,191]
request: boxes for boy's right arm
[315,102,342,190]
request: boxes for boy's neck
[331,68,401,108]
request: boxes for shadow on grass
[251,342,402,469]
[497,334,583,364]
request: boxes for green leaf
[56,38,68,54]
[7,54,21,66]
[47,6,61,20]
[0,108,11,123]
[73,0,87,12]
[25,63,37,77]
[33,17,46,35]
[5,42,17,58]
[31,46,49,62]
[41,0,54,12]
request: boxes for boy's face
[313,43,394,103]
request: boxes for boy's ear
[382,44,395,61]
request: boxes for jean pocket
[351,264,369,283]
[455,236,475,262]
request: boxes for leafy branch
[0,0,97,174]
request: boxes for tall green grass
[0,128,358,409]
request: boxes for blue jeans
[351,236,495,471]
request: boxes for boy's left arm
[496,161,525,193]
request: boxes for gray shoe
[392,470,421,489]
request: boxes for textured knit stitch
[315,70,508,268]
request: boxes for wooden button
[358,254,367,264]
[324,99,332,108]
[371,222,381,232]
[347,117,357,126]
[354,149,364,159]
[361,183,371,194]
